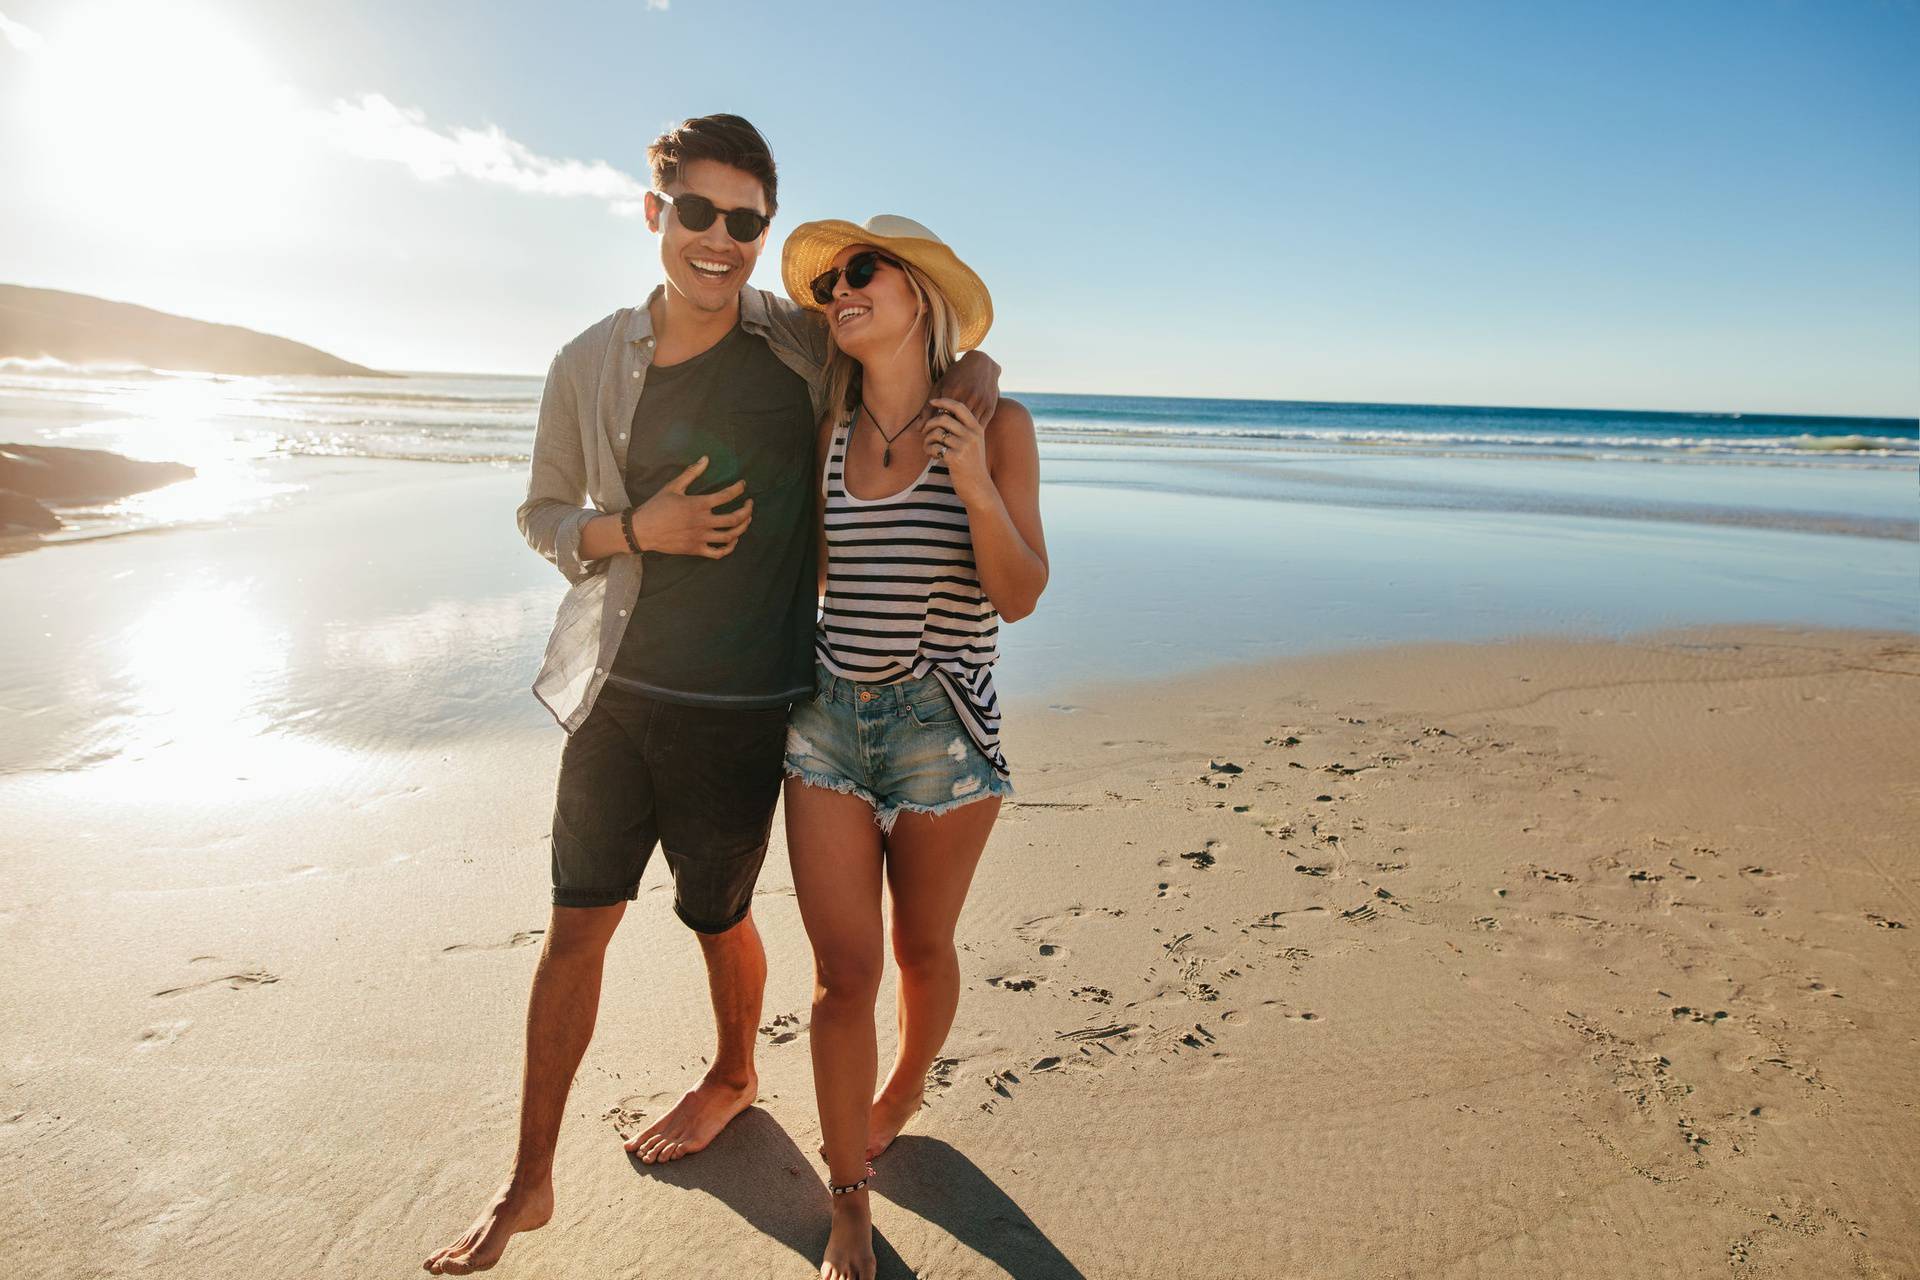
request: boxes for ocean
[0,363,1914,774]
[2,365,1913,468]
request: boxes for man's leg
[425,902,625,1275]
[623,908,766,1164]
[624,699,787,1164]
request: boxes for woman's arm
[925,397,1048,623]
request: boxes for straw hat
[781,214,993,351]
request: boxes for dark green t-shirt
[606,322,817,707]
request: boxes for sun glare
[67,583,354,805]
[33,3,302,242]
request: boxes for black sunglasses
[654,191,770,243]
[809,251,900,306]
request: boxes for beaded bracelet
[619,506,642,554]
[828,1162,876,1196]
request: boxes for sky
[1,0,1916,417]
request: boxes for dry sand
[4,624,1917,1278]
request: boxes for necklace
[859,400,922,468]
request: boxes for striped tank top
[815,416,1008,778]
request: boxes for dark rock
[0,443,193,503]
[0,488,61,532]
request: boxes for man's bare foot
[864,1085,923,1160]
[622,1069,757,1164]
[821,1193,876,1280]
[422,1177,553,1275]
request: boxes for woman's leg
[784,776,887,1280]
[869,795,1001,1156]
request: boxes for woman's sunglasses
[809,251,900,306]
[653,191,770,243]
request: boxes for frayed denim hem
[782,761,882,813]
[782,764,1013,835]
[874,776,1015,835]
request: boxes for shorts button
[858,689,875,702]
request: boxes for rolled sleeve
[516,349,607,585]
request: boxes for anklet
[828,1162,876,1196]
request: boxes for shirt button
[631,370,640,379]
[617,432,627,441]
[617,609,628,617]
[595,666,605,675]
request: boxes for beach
[2,377,1918,1278]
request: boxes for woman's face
[824,244,921,360]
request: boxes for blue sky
[2,0,1915,416]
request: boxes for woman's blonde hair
[820,256,960,427]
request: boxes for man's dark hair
[647,114,778,216]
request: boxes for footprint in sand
[1864,912,1906,930]
[1181,841,1221,870]
[1670,1006,1730,1025]
[1148,1022,1218,1055]
[758,1012,802,1044]
[1070,985,1114,1004]
[987,976,1040,992]
[441,929,546,954]
[1055,1022,1136,1046]
[152,970,279,998]
[603,1096,652,1134]
[980,1068,1022,1110]
[926,1057,960,1092]
[136,1019,191,1050]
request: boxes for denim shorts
[783,664,1013,833]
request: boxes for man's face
[645,158,769,315]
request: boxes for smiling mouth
[834,304,869,323]
[689,258,736,281]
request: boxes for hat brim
[781,220,993,352]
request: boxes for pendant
[882,445,892,467]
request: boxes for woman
[779,215,1048,1280]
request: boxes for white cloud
[647,0,670,10]
[310,93,651,213]
[0,9,46,53]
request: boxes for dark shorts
[549,682,789,930]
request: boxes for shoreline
[4,623,1917,1276]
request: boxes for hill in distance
[0,284,391,378]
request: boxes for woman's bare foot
[622,1068,757,1164]
[864,1084,923,1160]
[821,1192,876,1280]
[422,1177,553,1274]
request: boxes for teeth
[836,306,868,321]
[692,259,731,273]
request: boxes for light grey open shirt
[517,285,829,732]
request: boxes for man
[424,114,998,1275]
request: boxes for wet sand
[3,622,1916,1278]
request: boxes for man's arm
[773,289,1000,430]
[930,350,1001,431]
[515,350,605,585]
